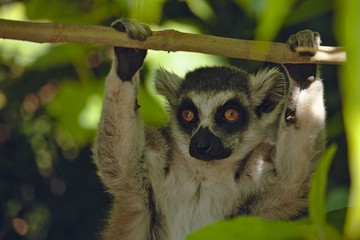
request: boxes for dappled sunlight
[12,218,29,236]
[148,21,225,76]
[0,2,50,66]
[6,201,51,240]
[23,94,40,114]
[78,94,102,129]
[54,131,79,160]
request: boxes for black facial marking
[215,99,249,134]
[189,127,231,161]
[176,99,198,134]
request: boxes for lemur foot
[111,19,152,81]
[284,30,321,89]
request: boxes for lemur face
[155,66,285,162]
[176,92,250,161]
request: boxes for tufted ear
[154,68,183,105]
[249,68,286,118]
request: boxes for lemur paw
[284,30,321,90]
[111,19,152,81]
[287,29,321,57]
[112,18,152,41]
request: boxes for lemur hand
[111,18,152,81]
[287,29,321,57]
[284,30,321,89]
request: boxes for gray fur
[154,68,183,105]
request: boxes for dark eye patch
[177,98,199,134]
[215,99,249,134]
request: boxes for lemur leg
[93,19,152,240]
[252,30,326,219]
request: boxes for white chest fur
[149,157,254,240]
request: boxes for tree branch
[0,18,346,64]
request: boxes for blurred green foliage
[336,0,360,238]
[0,0,354,239]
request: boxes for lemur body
[93,19,326,240]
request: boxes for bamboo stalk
[0,18,346,64]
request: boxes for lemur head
[155,66,285,162]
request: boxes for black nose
[189,127,231,161]
[195,138,211,152]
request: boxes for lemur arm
[93,19,152,239]
[251,30,326,219]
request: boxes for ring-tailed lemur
[93,18,326,240]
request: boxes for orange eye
[182,109,195,122]
[224,109,239,122]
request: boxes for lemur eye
[224,109,239,122]
[182,109,195,122]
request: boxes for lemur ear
[249,68,286,118]
[155,68,183,105]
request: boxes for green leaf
[326,187,349,212]
[254,0,297,41]
[31,44,93,70]
[337,0,360,239]
[24,0,119,24]
[285,0,333,26]
[128,0,164,23]
[187,216,334,240]
[308,144,337,238]
[187,216,342,240]
[187,217,309,240]
[25,0,84,22]
[327,208,347,234]
[47,79,104,145]
[138,81,168,125]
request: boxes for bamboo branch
[0,18,346,64]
